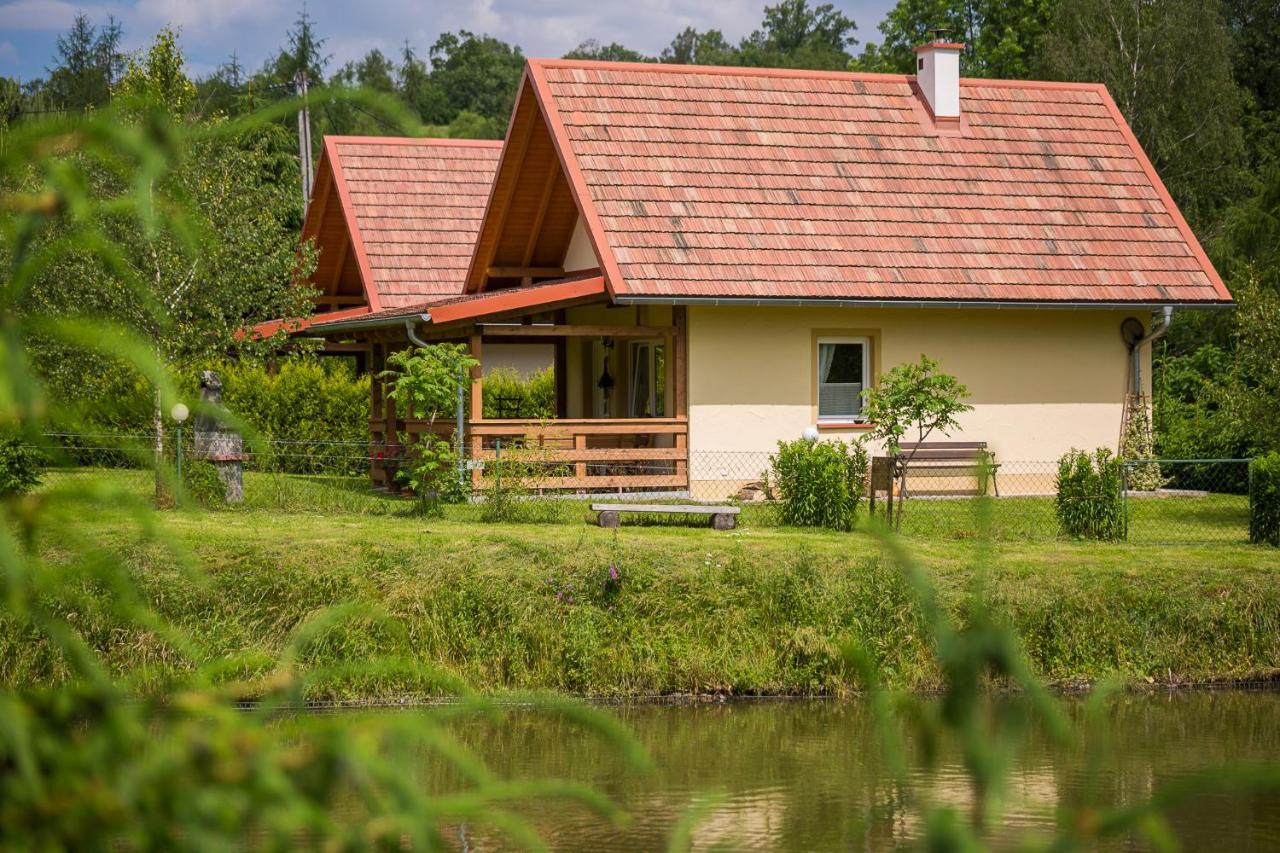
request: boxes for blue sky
[0,0,896,82]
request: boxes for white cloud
[0,0,113,30]
[1,0,895,81]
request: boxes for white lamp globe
[802,425,819,442]
[170,403,190,423]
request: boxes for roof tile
[328,137,501,308]
[534,61,1226,303]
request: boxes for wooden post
[554,336,568,419]
[469,333,484,491]
[574,433,587,482]
[673,306,688,418]
[469,333,484,420]
[369,343,385,485]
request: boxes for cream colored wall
[482,343,554,378]
[687,305,1149,470]
[562,217,599,271]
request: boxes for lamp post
[171,403,190,485]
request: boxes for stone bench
[591,503,741,530]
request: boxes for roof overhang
[313,274,609,334]
[250,306,372,339]
[612,295,1234,311]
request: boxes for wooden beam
[469,333,484,423]
[522,165,559,267]
[487,265,564,279]
[327,232,350,292]
[478,324,675,338]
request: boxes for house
[296,42,1232,496]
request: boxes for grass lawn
[8,468,1276,700]
[41,466,1253,544]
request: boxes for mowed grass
[40,467,1253,544]
[8,469,1277,700]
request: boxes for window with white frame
[817,337,869,421]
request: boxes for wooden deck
[371,416,689,492]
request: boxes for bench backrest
[896,441,989,461]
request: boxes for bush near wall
[482,367,555,419]
[1055,448,1127,541]
[213,360,369,474]
[1249,453,1280,546]
[770,438,869,531]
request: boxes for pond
[420,689,1280,850]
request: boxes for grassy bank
[6,501,1278,699]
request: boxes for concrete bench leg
[598,510,621,529]
[711,512,735,530]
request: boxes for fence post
[1121,461,1130,539]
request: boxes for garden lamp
[171,403,189,485]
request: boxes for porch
[363,293,690,494]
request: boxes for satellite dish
[1120,317,1146,349]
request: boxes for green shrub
[769,438,868,531]
[397,437,466,516]
[213,359,369,475]
[1249,452,1280,546]
[482,367,556,419]
[0,433,43,497]
[1055,448,1127,541]
[181,459,225,508]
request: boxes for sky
[0,0,897,82]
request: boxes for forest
[2,0,1277,460]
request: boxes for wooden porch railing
[372,416,689,492]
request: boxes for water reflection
[414,690,1280,850]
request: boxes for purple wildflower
[608,564,619,581]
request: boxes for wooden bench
[591,503,741,530]
[895,441,1000,497]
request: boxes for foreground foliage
[0,98,642,851]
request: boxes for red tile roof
[525,60,1230,305]
[323,136,502,309]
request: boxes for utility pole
[295,70,314,211]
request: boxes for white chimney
[914,40,964,120]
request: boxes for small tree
[862,355,973,528]
[380,344,477,513]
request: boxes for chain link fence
[22,434,1258,545]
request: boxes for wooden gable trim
[323,137,383,312]
[525,59,628,299]
[432,275,608,325]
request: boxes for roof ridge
[527,57,1108,92]
[326,135,504,148]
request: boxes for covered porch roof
[311,269,612,338]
